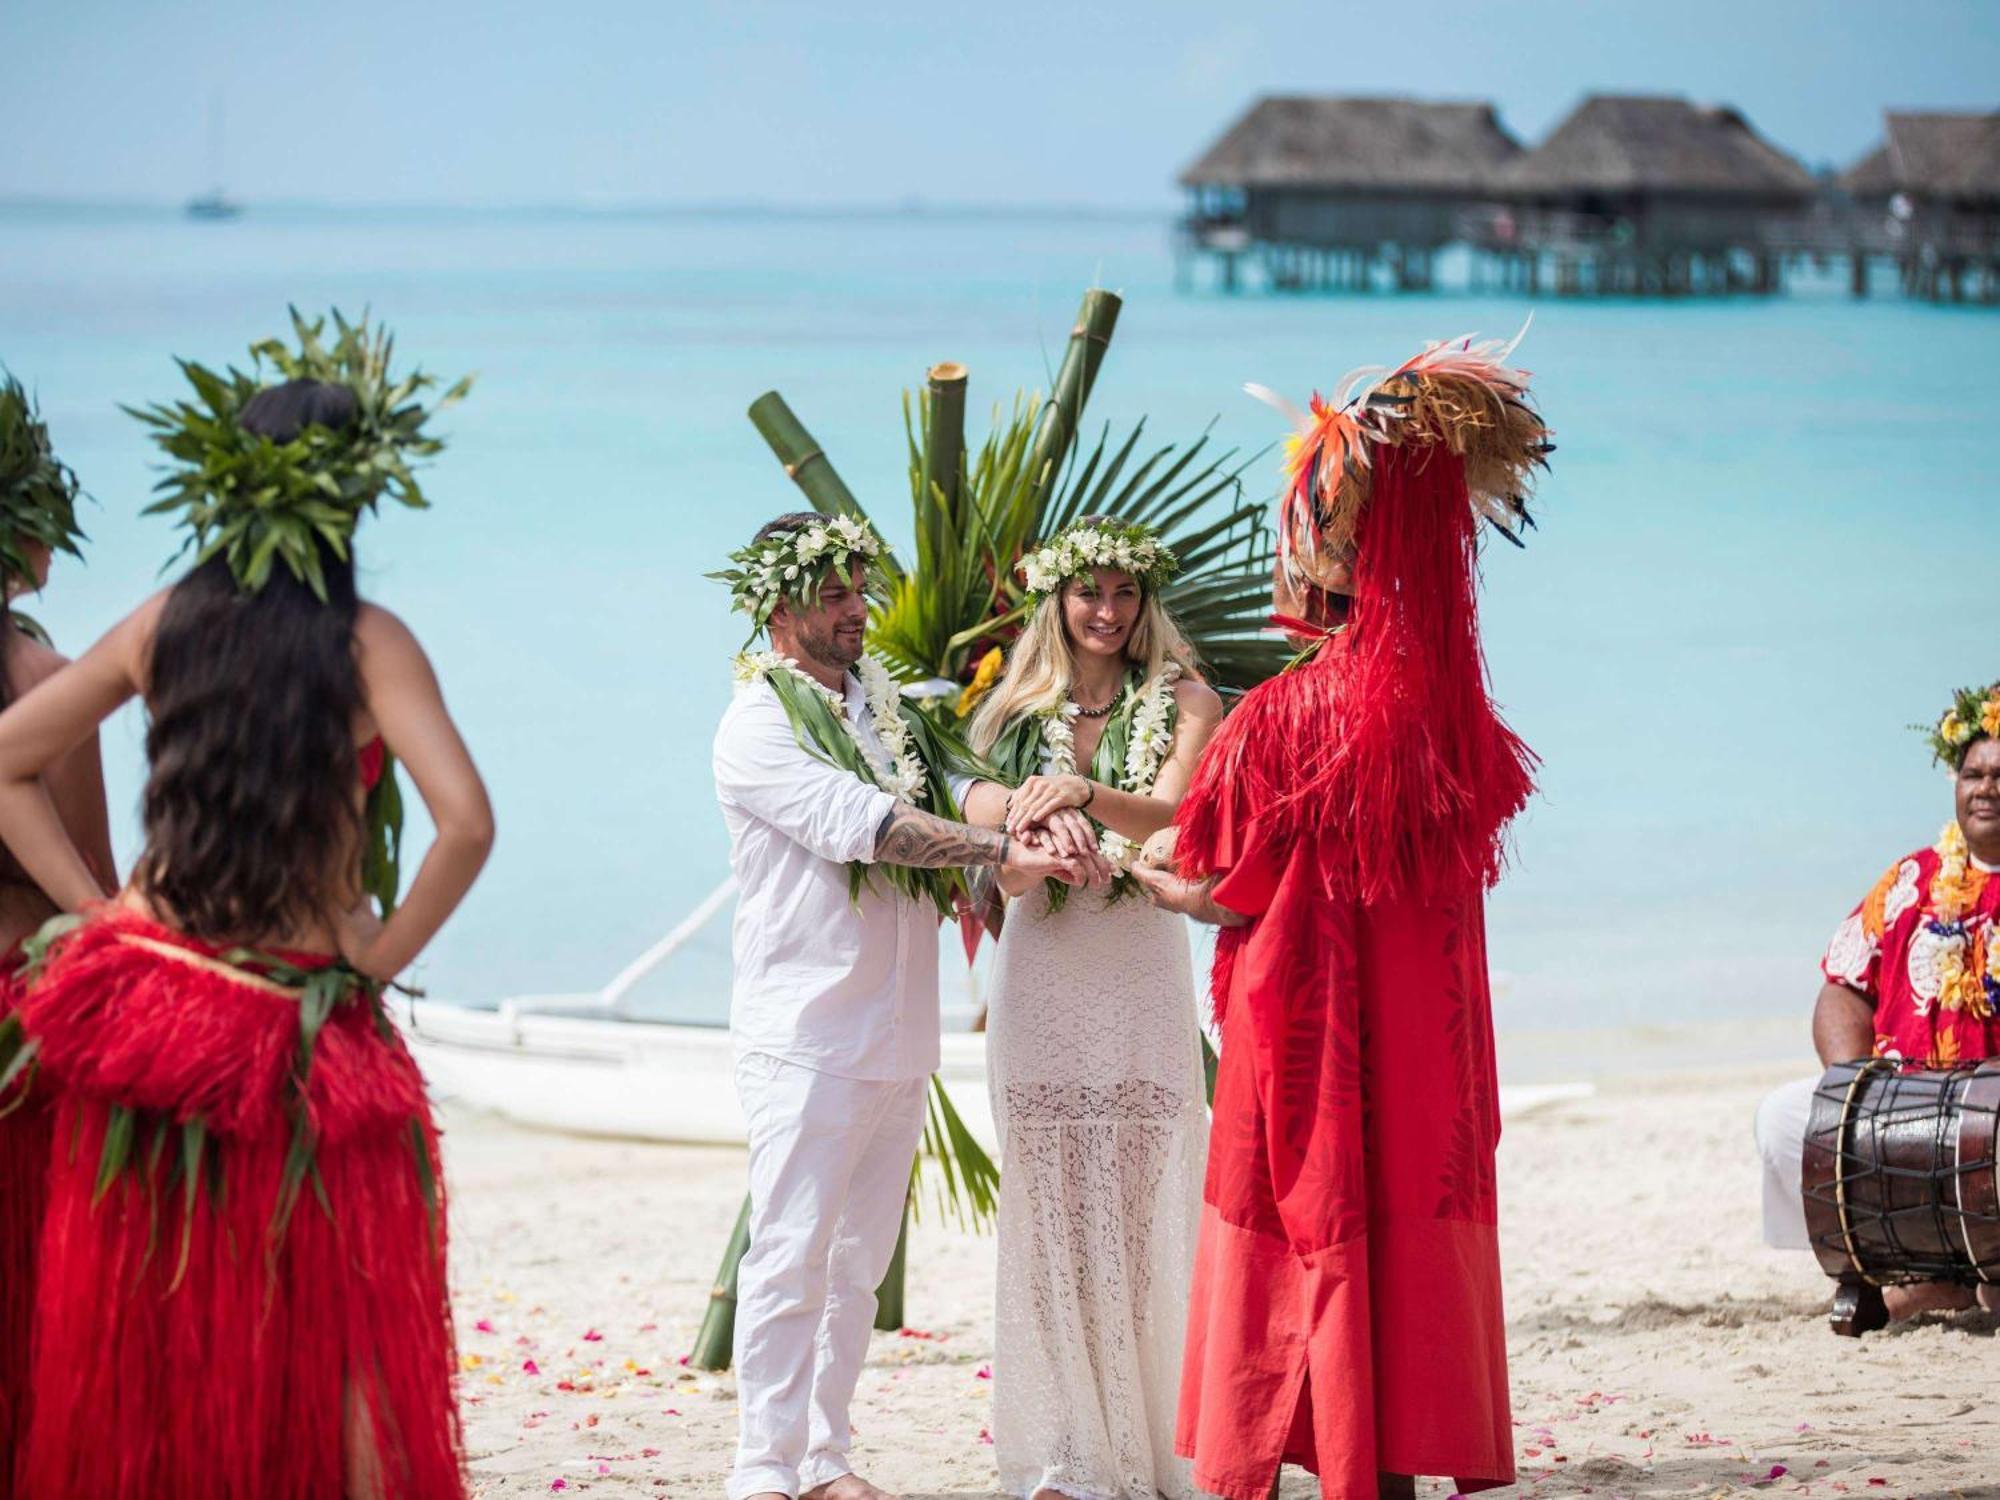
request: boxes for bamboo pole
[922,363,968,515]
[1025,289,1120,518]
[872,1204,911,1333]
[747,392,866,521]
[688,1194,752,1372]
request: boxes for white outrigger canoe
[391,878,1589,1148]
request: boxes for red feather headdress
[1247,322,1551,592]
[1213,325,1554,906]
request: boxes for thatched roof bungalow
[1493,94,1815,250]
[1838,110,2000,299]
[1842,110,2000,204]
[1178,95,1522,260]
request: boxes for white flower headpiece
[710,514,884,637]
[1019,519,1177,602]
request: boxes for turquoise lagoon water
[0,202,1993,1033]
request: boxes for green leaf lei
[735,652,987,917]
[984,669,1180,911]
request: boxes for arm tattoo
[1186,876,1251,929]
[874,803,1012,869]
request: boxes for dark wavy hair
[135,379,365,942]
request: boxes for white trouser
[730,1051,928,1500]
[1753,1075,1819,1251]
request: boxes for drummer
[1754,683,2000,1316]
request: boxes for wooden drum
[1801,1059,2000,1335]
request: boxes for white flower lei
[1041,664,1181,869]
[734,649,928,805]
[1020,523,1174,600]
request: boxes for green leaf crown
[1018,518,1177,602]
[0,372,88,617]
[710,514,885,638]
[1924,682,2000,771]
[128,308,471,599]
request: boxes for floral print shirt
[1821,829,2000,1068]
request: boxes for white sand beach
[443,1042,2000,1500]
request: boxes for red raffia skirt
[12,910,465,1500]
[0,950,44,1500]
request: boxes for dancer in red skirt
[1135,333,1552,1500]
[0,373,115,1500]
[0,318,492,1500]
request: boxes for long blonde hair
[969,570,1194,755]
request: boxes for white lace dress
[987,875,1207,1500]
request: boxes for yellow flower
[1942,711,1972,746]
[954,647,1005,719]
[1982,695,2000,739]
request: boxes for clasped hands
[1003,774,1115,888]
[1000,775,1217,916]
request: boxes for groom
[712,512,1089,1500]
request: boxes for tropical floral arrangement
[744,290,1290,719]
[1924,683,2000,771]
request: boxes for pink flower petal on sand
[524,1359,541,1375]
[1768,1466,1789,1480]
[978,1428,993,1445]
[550,1482,567,1492]
[975,1365,992,1380]
[582,1329,604,1342]
[474,1319,496,1334]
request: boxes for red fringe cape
[0,956,42,1500]
[13,909,464,1500]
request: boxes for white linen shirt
[713,670,952,1081]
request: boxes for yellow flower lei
[1929,822,1995,1018]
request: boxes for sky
[1,0,1995,209]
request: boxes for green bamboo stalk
[747,392,866,522]
[1025,289,1121,520]
[922,362,968,515]
[872,1204,911,1332]
[688,1193,752,1372]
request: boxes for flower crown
[128,308,470,600]
[0,373,88,631]
[1019,520,1178,601]
[711,513,884,635]
[1925,683,2000,771]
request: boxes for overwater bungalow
[1481,94,1817,297]
[1840,110,2000,302]
[1176,95,1523,292]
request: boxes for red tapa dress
[1172,652,1514,1500]
[12,738,463,1500]
[0,947,42,1500]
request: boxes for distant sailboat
[185,91,242,221]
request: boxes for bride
[967,517,1222,1500]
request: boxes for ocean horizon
[0,200,1992,1033]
